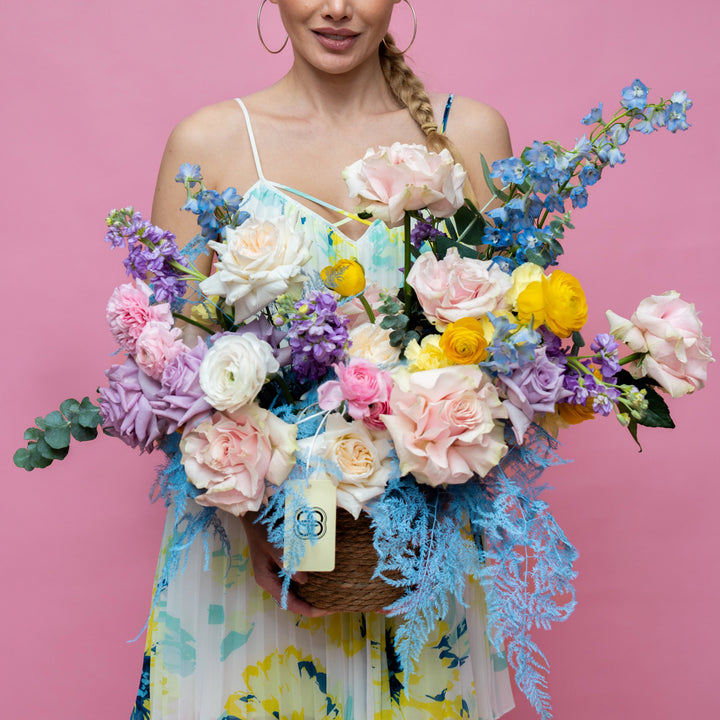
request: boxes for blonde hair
[379,33,476,202]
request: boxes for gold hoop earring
[384,0,417,55]
[257,0,289,54]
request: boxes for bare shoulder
[430,93,513,202]
[162,100,248,187]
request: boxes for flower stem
[272,373,294,404]
[619,352,644,366]
[171,312,214,335]
[359,294,376,324]
[403,212,412,317]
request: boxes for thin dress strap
[442,93,455,134]
[234,98,265,181]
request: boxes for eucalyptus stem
[403,212,412,317]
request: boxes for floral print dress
[132,100,515,720]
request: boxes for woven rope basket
[292,508,406,613]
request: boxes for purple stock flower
[98,357,168,450]
[590,333,621,380]
[410,220,447,249]
[287,292,349,382]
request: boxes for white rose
[299,414,393,519]
[200,213,311,323]
[347,322,401,366]
[199,333,279,412]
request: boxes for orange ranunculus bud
[321,258,366,297]
[439,317,488,365]
[557,399,595,425]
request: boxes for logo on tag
[294,507,328,539]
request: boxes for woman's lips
[312,28,360,51]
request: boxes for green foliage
[616,370,675,450]
[13,396,103,471]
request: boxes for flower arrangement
[14,80,712,718]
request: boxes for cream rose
[343,143,466,227]
[180,405,298,516]
[199,333,279,411]
[347,322,401,366]
[299,414,393,518]
[607,291,713,397]
[407,247,512,329]
[200,213,311,323]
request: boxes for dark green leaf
[434,235,455,259]
[389,329,405,346]
[70,422,99,442]
[45,424,72,450]
[28,445,53,469]
[23,427,43,441]
[571,331,585,348]
[60,398,81,418]
[616,371,675,429]
[78,397,102,427]
[403,331,420,345]
[455,244,480,259]
[36,436,68,460]
[13,448,33,470]
[34,416,47,430]
[44,410,67,428]
[626,419,643,451]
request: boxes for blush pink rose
[180,404,298,517]
[381,366,508,486]
[607,291,713,397]
[407,247,512,329]
[106,280,174,354]
[343,143,467,227]
[134,321,188,380]
[317,358,392,428]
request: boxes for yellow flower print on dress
[224,647,343,719]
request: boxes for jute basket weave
[292,508,405,613]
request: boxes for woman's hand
[240,512,333,617]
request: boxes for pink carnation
[135,321,188,380]
[317,358,392,428]
[407,247,512,329]
[382,366,508,486]
[180,405,298,517]
[106,281,174,354]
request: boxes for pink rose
[381,366,508,486]
[180,405,298,517]
[607,291,713,397]
[105,280,174,354]
[343,143,467,227]
[134,321,188,380]
[317,358,392,428]
[407,247,512,329]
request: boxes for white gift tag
[284,471,337,572]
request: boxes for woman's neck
[275,54,401,121]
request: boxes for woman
[139,1,515,717]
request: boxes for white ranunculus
[199,333,279,412]
[200,212,311,323]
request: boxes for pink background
[2,1,718,717]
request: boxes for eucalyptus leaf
[36,436,67,460]
[28,446,53,469]
[45,424,72,450]
[70,422,99,442]
[389,329,405,346]
[24,427,43,441]
[44,410,67,428]
[13,448,32,470]
[60,398,81,418]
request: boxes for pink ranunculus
[105,280,174,354]
[134,321,188,380]
[607,291,714,398]
[180,405,298,517]
[407,247,512,330]
[343,143,467,227]
[317,358,391,426]
[381,366,508,486]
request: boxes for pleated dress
[132,97,515,720]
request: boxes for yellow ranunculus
[507,262,544,309]
[439,317,488,364]
[321,258,366,297]
[516,269,587,337]
[404,335,450,372]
